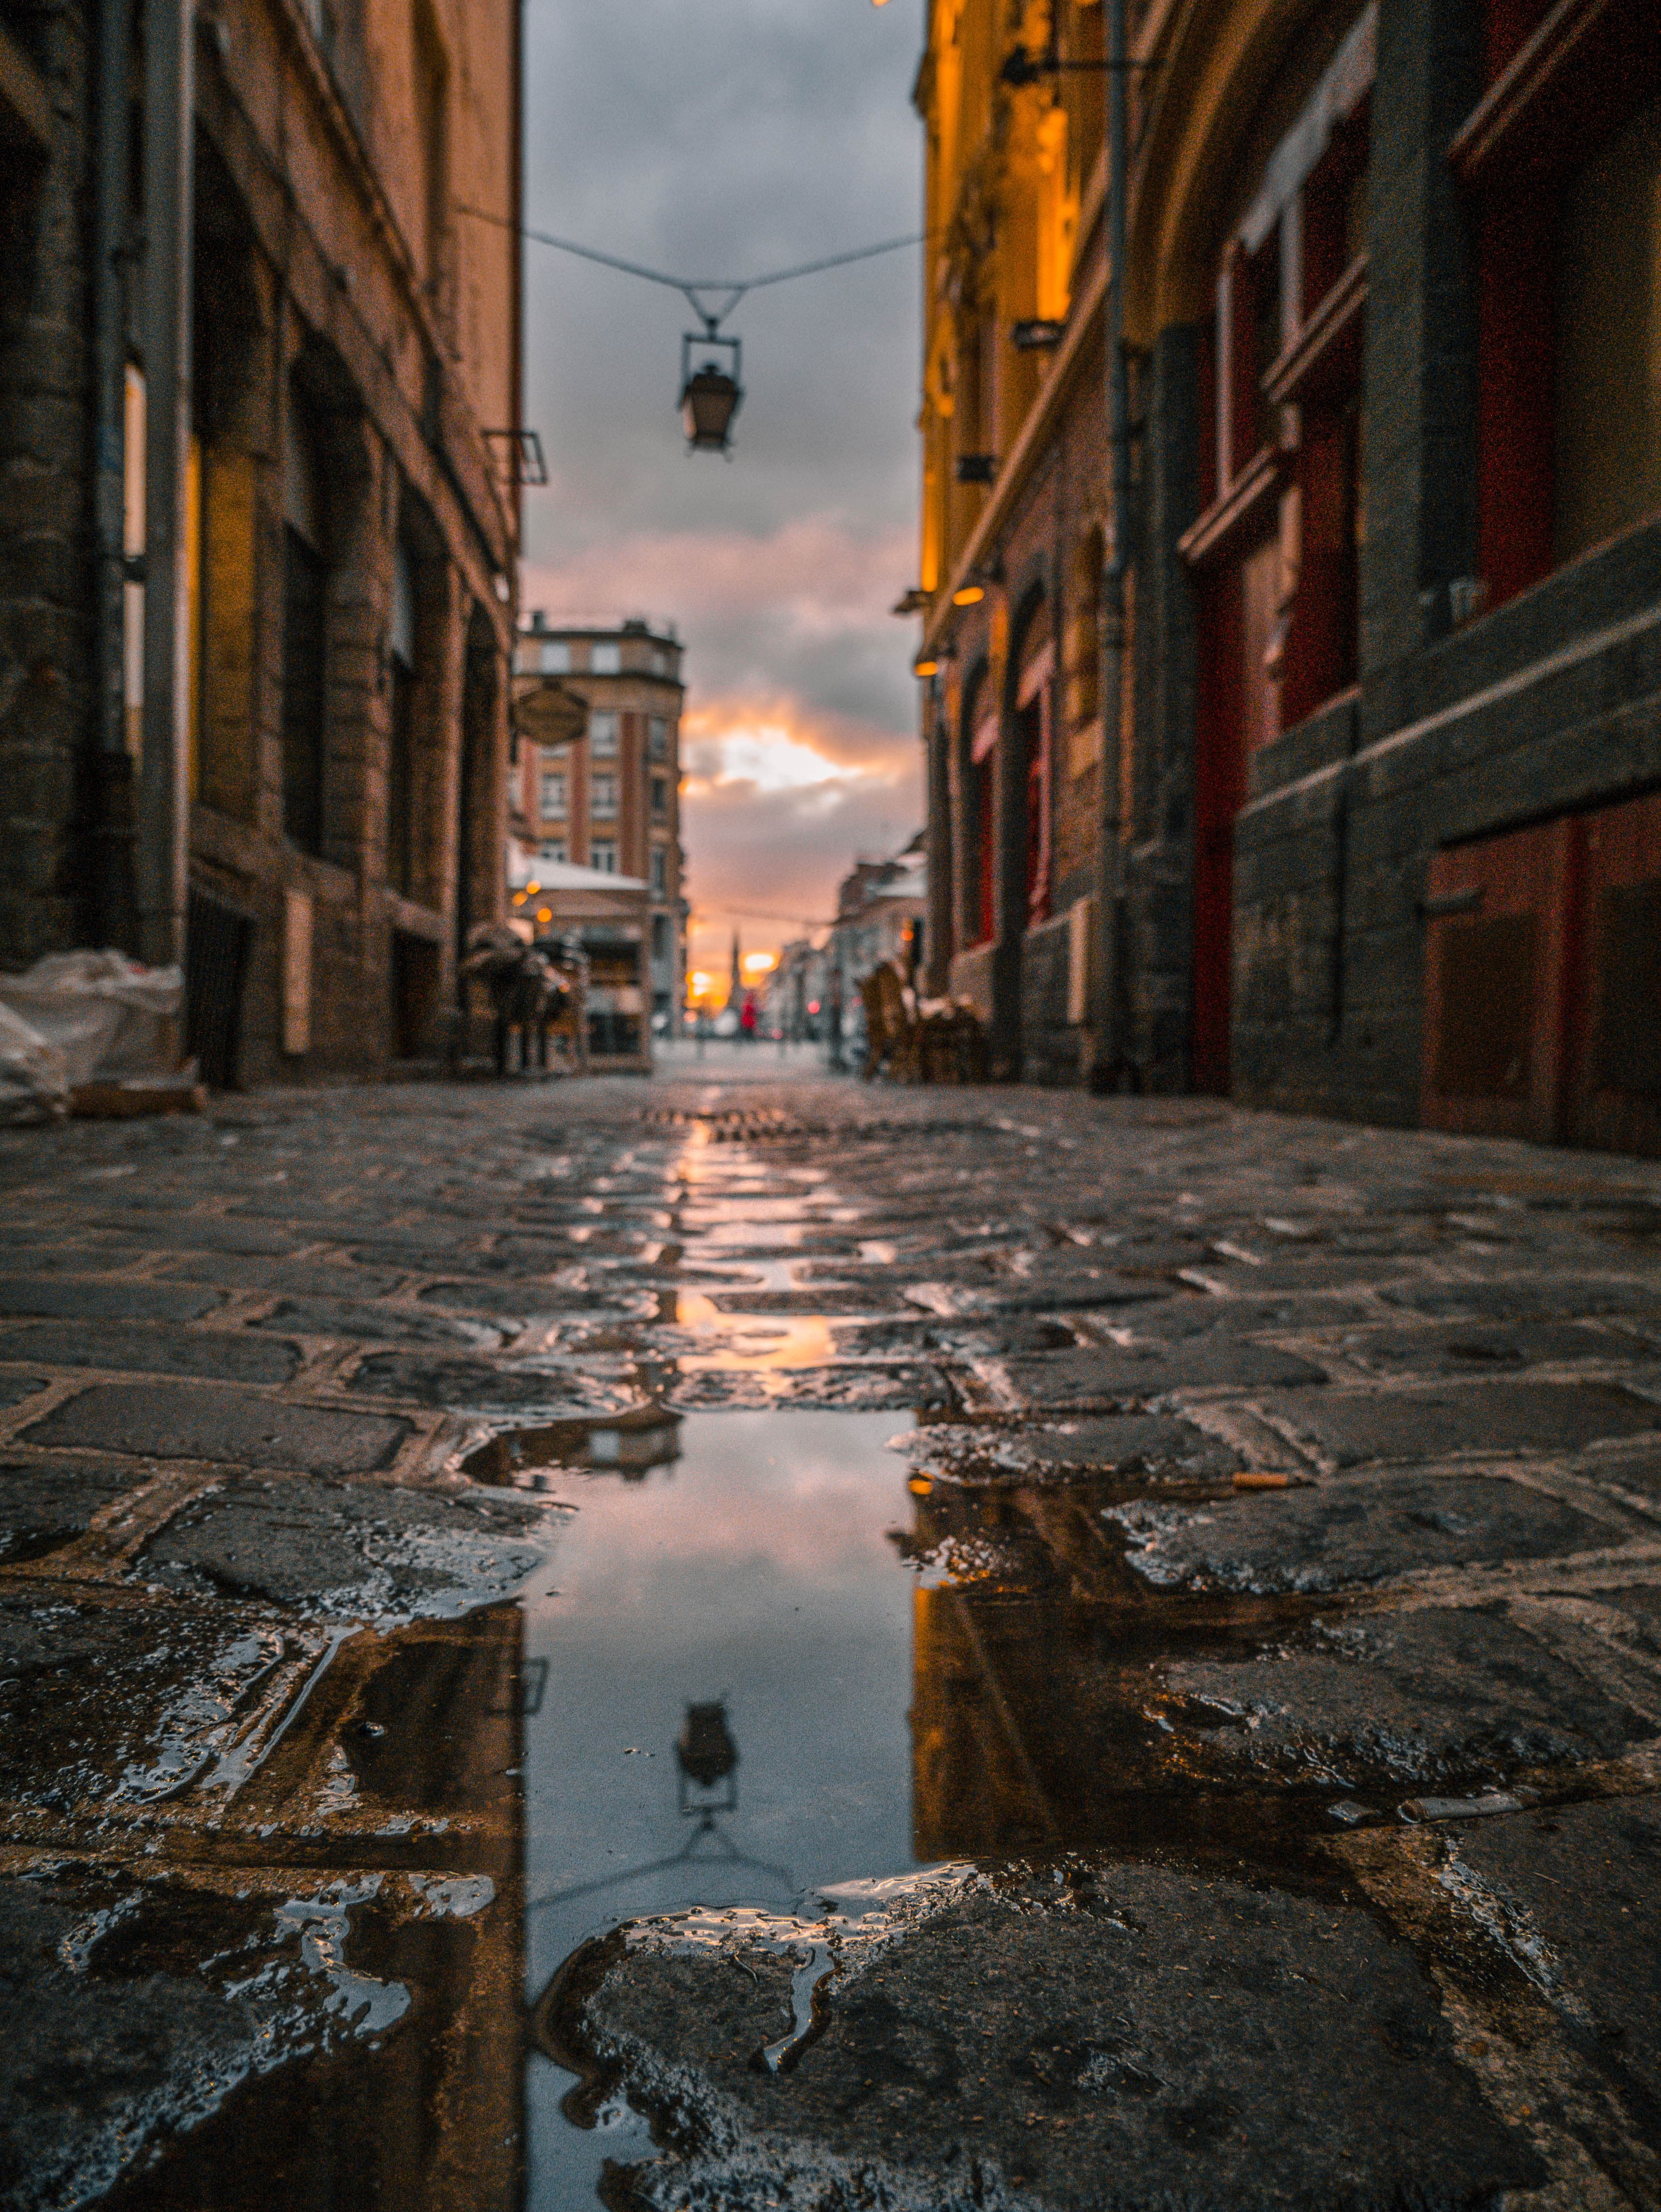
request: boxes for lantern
[679,332,743,453]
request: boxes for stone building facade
[511,614,687,1033]
[0,0,520,1083]
[913,0,1661,1157]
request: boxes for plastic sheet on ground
[0,949,185,1120]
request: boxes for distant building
[828,832,927,1059]
[759,937,831,1041]
[512,617,687,1033]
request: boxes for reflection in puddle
[463,1407,683,1484]
[673,1287,837,1369]
[519,1409,919,2208]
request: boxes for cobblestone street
[3,1066,1661,2210]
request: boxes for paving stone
[246,1297,503,1348]
[0,1321,298,1384]
[0,1277,222,1323]
[1001,1340,1329,1407]
[346,1349,639,1416]
[20,1384,409,1475]
[950,1414,1242,1481]
[569,1866,1544,2212]
[1381,1278,1658,1322]
[90,1214,304,1256]
[414,1278,657,1320]
[1329,1319,1633,1375]
[155,1256,407,1298]
[139,1474,550,1616]
[0,1454,154,1563]
[1112,1471,1621,1592]
[1447,1797,1661,2083]
[1164,1607,1653,1790]
[1261,1381,1661,1467]
[1125,1293,1382,1339]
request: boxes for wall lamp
[952,584,985,606]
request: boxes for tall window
[650,847,668,895]
[589,710,619,756]
[591,841,617,873]
[539,768,566,818]
[411,0,448,297]
[386,537,419,898]
[591,773,618,818]
[650,774,668,817]
[281,397,329,854]
[648,715,670,761]
[962,673,996,949]
[590,641,621,675]
[1461,0,1660,604]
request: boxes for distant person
[739,995,757,1043]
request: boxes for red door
[1568,791,1661,1157]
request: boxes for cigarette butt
[1233,1471,1293,1489]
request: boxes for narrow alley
[2,1068,1660,2209]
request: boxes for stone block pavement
[0,1060,1659,2209]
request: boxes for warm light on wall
[952,584,984,605]
[536,908,552,923]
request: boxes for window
[650,846,668,895]
[590,641,620,674]
[1553,100,1661,564]
[539,770,566,817]
[591,773,618,816]
[411,0,448,296]
[591,842,617,873]
[1461,0,1660,605]
[648,715,670,761]
[589,710,619,756]
[387,537,419,898]
[538,839,566,865]
[652,913,671,958]
[650,775,668,817]
[538,638,570,675]
[281,396,328,855]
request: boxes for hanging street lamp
[679,329,744,454]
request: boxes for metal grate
[186,887,255,1091]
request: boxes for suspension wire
[454,203,923,333]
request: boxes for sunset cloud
[519,517,923,980]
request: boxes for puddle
[515,1409,921,2207]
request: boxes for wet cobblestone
[0,1067,1658,2207]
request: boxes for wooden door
[1567,791,1661,1157]
[1420,816,1580,1143]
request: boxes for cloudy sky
[515,0,925,986]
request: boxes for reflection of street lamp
[677,1699,739,1818]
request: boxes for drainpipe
[90,0,132,944]
[135,0,195,969]
[1090,0,1131,1089]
